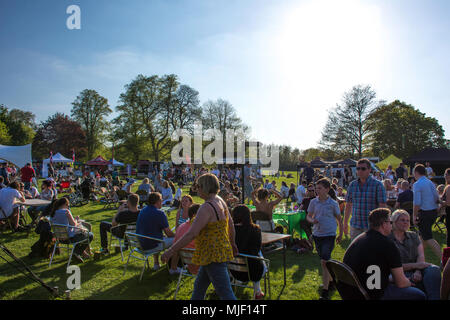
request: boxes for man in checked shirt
[344,158,387,241]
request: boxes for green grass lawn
[0,172,446,300]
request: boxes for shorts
[312,235,336,261]
[418,210,438,241]
[255,220,275,232]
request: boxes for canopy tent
[86,155,109,166]
[310,157,327,168]
[109,158,124,166]
[0,144,32,169]
[403,148,450,176]
[376,154,403,171]
[42,152,73,178]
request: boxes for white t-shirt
[296,185,306,204]
[426,167,433,177]
[0,187,22,217]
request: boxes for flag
[72,149,75,162]
[50,151,53,165]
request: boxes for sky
[0,0,449,151]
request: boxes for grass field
[0,172,446,300]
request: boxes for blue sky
[1,0,449,150]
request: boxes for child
[172,182,183,208]
[307,178,343,300]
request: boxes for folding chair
[100,187,118,210]
[173,248,197,300]
[227,253,271,299]
[123,232,167,282]
[49,223,90,268]
[59,181,71,193]
[135,190,149,207]
[325,259,370,300]
[116,190,128,201]
[435,206,447,233]
[109,223,136,261]
[0,206,13,232]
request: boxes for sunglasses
[356,167,368,171]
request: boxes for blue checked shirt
[345,175,387,230]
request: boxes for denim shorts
[418,210,438,241]
[312,235,336,261]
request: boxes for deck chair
[49,223,90,268]
[109,223,136,261]
[173,248,197,300]
[123,232,167,282]
[325,259,370,300]
[227,253,271,299]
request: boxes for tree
[171,84,202,133]
[71,89,112,159]
[0,120,11,144]
[0,104,35,146]
[320,85,381,159]
[202,99,249,134]
[367,100,446,159]
[32,113,87,160]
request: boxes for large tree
[32,113,87,160]
[171,84,202,133]
[0,104,35,146]
[320,85,381,158]
[71,89,112,159]
[367,100,446,159]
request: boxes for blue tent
[109,158,124,167]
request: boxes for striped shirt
[345,176,387,229]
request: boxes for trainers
[169,267,182,275]
[152,264,160,271]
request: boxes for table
[22,199,52,207]
[261,232,291,287]
[272,210,307,238]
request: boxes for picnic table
[22,199,52,207]
[272,210,307,239]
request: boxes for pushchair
[68,184,89,207]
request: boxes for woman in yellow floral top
[162,173,238,300]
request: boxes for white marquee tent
[42,153,73,178]
[0,144,32,168]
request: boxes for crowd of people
[1,158,450,301]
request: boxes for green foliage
[367,100,447,159]
[0,120,11,144]
[71,90,112,160]
[0,104,35,146]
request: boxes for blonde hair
[196,173,220,194]
[391,209,410,226]
[142,178,149,184]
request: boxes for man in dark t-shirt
[395,181,414,215]
[343,208,425,300]
[303,163,315,185]
[99,193,140,253]
[395,163,407,182]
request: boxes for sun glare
[274,0,384,109]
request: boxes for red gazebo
[86,155,110,166]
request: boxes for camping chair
[173,248,197,300]
[135,190,149,207]
[0,206,13,232]
[227,253,271,299]
[109,223,136,261]
[123,232,167,282]
[325,260,370,300]
[116,190,128,201]
[49,223,90,268]
[100,187,118,210]
[59,181,71,193]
